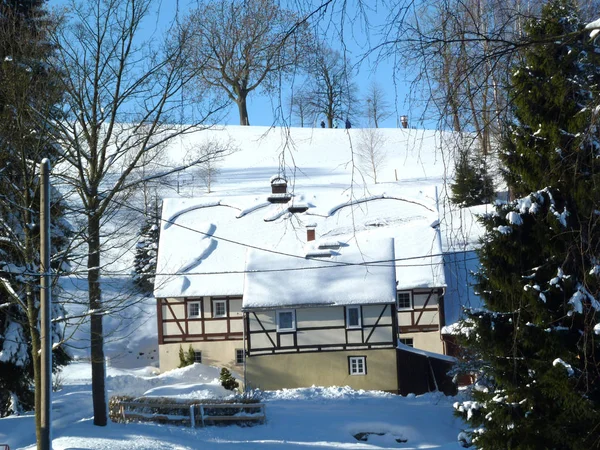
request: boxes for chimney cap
[270,174,287,185]
[305,223,317,229]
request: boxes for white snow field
[0,125,481,448]
[0,362,467,449]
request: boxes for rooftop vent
[288,203,309,214]
[305,249,333,258]
[317,239,341,250]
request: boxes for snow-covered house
[243,237,399,391]
[154,174,450,392]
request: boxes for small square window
[188,301,201,318]
[400,338,414,348]
[346,306,362,329]
[193,351,202,363]
[277,310,296,332]
[235,349,244,365]
[213,300,227,318]
[349,356,366,375]
[397,292,412,310]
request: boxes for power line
[58,255,479,278]
[109,192,471,270]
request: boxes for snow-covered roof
[154,127,451,299]
[243,237,397,309]
[154,185,447,298]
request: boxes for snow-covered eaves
[243,237,397,309]
[397,341,457,363]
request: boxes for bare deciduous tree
[50,0,226,427]
[183,0,308,126]
[304,43,357,128]
[188,138,238,193]
[363,81,391,128]
[288,87,313,127]
[356,128,387,183]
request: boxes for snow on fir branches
[455,1,600,448]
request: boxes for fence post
[189,405,195,428]
[200,405,205,427]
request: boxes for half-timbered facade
[242,237,399,391]
[154,180,448,390]
[396,288,445,354]
[157,296,244,371]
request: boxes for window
[193,351,202,363]
[213,300,227,318]
[235,349,244,365]
[277,309,296,332]
[188,301,201,318]
[400,338,414,347]
[349,356,366,375]
[346,306,362,329]
[397,292,412,310]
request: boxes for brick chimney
[270,175,287,194]
[400,115,408,128]
[306,224,316,242]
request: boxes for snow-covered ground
[0,362,466,449]
[0,125,479,448]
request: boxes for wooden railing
[118,400,266,427]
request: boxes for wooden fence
[118,400,266,427]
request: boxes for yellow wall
[159,340,244,373]
[245,349,398,392]
[400,331,444,354]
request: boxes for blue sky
[48,0,418,128]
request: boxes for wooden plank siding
[247,304,396,356]
[158,296,244,345]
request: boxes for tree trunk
[27,283,42,445]
[237,95,250,126]
[327,116,333,128]
[88,212,107,426]
[23,199,43,445]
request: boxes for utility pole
[39,159,52,450]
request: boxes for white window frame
[346,306,362,329]
[349,356,366,375]
[188,301,201,318]
[396,291,413,310]
[276,309,296,332]
[235,349,244,365]
[213,299,227,318]
[400,337,414,348]
[193,351,202,364]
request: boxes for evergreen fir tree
[456,2,600,448]
[450,149,494,207]
[177,345,196,368]
[133,201,160,294]
[219,368,239,391]
[0,0,71,421]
